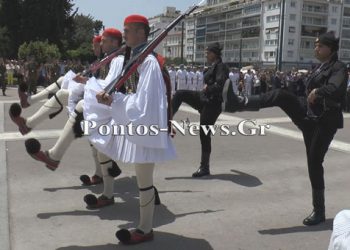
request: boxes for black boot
[243,96,261,111]
[303,189,325,226]
[224,90,261,112]
[192,165,210,178]
[223,91,246,112]
[192,152,210,178]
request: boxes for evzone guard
[9,30,125,206]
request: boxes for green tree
[0,26,11,57]
[20,0,74,51]
[63,14,103,60]
[0,0,103,60]
[18,40,61,63]
[166,57,188,66]
[0,0,21,57]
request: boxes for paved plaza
[1,87,350,250]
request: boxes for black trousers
[346,90,350,112]
[0,79,6,94]
[259,89,337,189]
[172,90,222,166]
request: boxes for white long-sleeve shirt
[84,54,176,163]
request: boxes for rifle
[80,28,161,77]
[104,1,205,94]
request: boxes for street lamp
[239,29,243,69]
[181,21,184,64]
[277,0,286,71]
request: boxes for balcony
[301,25,327,37]
[300,49,315,59]
[301,20,327,27]
[302,6,328,15]
[196,0,261,17]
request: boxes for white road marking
[0,130,62,142]
[178,106,350,153]
[0,102,10,250]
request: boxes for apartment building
[148,1,348,69]
[341,0,350,61]
[148,7,184,59]
[191,0,346,70]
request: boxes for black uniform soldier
[229,31,347,226]
[172,42,229,177]
[0,58,6,96]
[26,57,39,95]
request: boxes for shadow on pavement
[56,232,213,250]
[38,176,222,229]
[258,218,333,235]
[44,184,103,194]
[165,169,262,187]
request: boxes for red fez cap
[124,15,149,26]
[102,28,122,40]
[92,35,102,44]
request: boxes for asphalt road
[1,87,350,250]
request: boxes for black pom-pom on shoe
[84,194,98,206]
[116,229,154,244]
[116,229,131,243]
[80,175,91,185]
[9,103,22,118]
[25,138,41,154]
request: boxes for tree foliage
[165,57,188,66]
[0,0,21,57]
[20,0,74,50]
[0,26,11,57]
[0,0,103,60]
[62,14,103,61]
[18,40,61,63]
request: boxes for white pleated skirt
[83,78,176,164]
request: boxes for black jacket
[306,53,347,128]
[203,58,229,103]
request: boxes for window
[331,18,337,25]
[341,40,350,49]
[345,7,350,17]
[332,6,338,13]
[288,39,294,45]
[342,29,350,39]
[291,1,296,8]
[244,4,261,14]
[265,39,278,46]
[301,40,313,49]
[290,14,296,21]
[287,51,294,57]
[264,51,276,58]
[268,3,280,10]
[265,27,279,34]
[344,18,350,28]
[340,50,350,59]
[267,15,280,23]
[289,26,296,33]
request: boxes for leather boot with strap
[303,189,325,226]
[192,152,210,178]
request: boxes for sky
[71,0,200,31]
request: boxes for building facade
[148,7,184,60]
[190,0,347,70]
[148,1,348,69]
